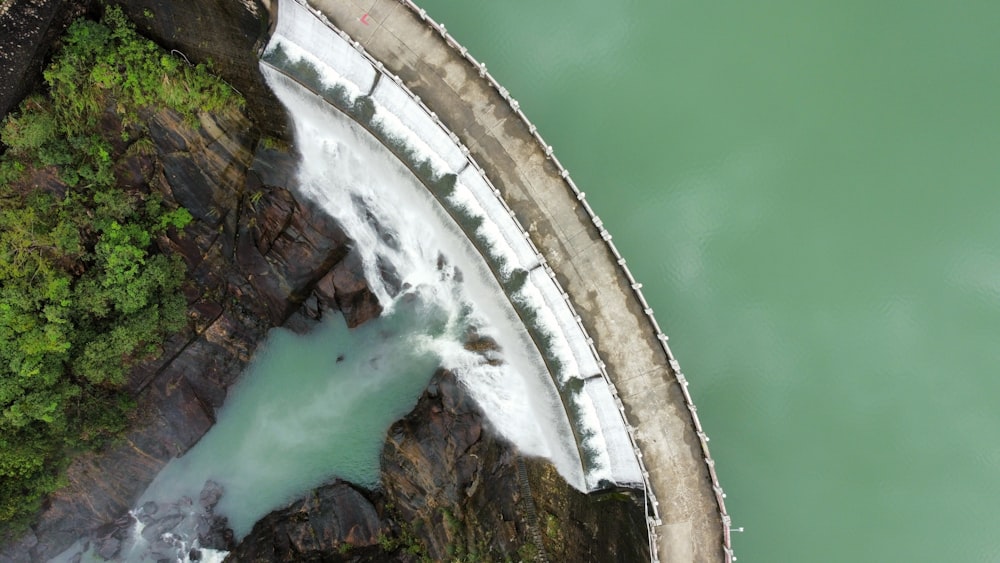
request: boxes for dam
[1,0,732,559]
[278,0,735,560]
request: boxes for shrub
[0,5,241,528]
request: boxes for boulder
[330,253,383,328]
[225,482,386,562]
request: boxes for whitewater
[51,1,643,560]
[265,0,642,489]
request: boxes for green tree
[0,5,242,528]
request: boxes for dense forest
[0,6,241,526]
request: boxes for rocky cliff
[110,0,289,138]
[0,2,652,561]
[0,0,88,120]
[226,370,650,563]
[0,96,380,563]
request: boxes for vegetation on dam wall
[0,6,241,527]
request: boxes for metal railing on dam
[285,0,738,560]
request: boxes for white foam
[198,548,230,563]
[527,267,602,378]
[270,0,375,95]
[583,378,643,486]
[453,167,541,273]
[262,66,585,488]
[372,78,468,171]
[264,0,644,491]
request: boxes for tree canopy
[0,6,241,526]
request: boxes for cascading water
[51,1,643,560]
[256,64,586,487]
[261,0,641,491]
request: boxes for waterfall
[264,0,641,491]
[50,1,650,559]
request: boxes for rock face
[0,103,379,562]
[228,370,650,563]
[225,482,387,562]
[1,0,286,136]
[112,0,288,137]
[0,0,89,119]
[380,370,650,563]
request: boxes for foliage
[377,520,431,561]
[0,5,236,528]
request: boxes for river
[416,1,1000,561]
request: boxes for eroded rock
[225,482,385,562]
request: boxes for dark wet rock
[225,481,386,562]
[199,481,224,512]
[463,329,504,366]
[302,293,322,320]
[376,256,403,297]
[0,0,90,120]
[94,535,120,560]
[235,184,354,325]
[331,252,383,328]
[249,145,299,189]
[377,369,649,562]
[313,269,338,309]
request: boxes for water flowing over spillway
[256,66,588,487]
[52,1,646,560]
[262,0,642,490]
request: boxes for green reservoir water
[418,1,1000,561]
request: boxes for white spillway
[527,267,603,379]
[267,0,643,490]
[372,78,469,172]
[454,166,541,273]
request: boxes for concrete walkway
[308,1,727,560]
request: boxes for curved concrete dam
[272,0,734,560]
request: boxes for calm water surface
[419,1,1000,561]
